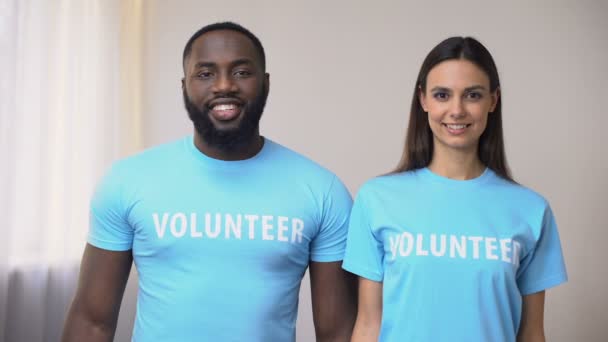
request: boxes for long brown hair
[393,37,513,182]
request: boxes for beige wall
[113,1,608,341]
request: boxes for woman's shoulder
[355,169,422,198]
[488,172,550,210]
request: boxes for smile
[442,123,471,135]
[210,103,243,121]
[213,103,239,111]
[442,123,471,129]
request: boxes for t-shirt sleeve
[342,187,384,282]
[87,163,134,251]
[309,176,353,262]
[516,204,567,295]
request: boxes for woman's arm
[517,291,546,342]
[351,278,383,342]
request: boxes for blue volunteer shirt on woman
[88,136,352,342]
[343,167,567,342]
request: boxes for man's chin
[193,121,256,151]
[209,116,244,131]
[185,93,265,151]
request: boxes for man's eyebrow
[192,58,255,69]
[193,61,215,69]
[230,58,255,67]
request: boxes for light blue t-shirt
[343,168,567,342]
[88,136,352,342]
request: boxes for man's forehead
[189,30,258,60]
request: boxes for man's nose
[212,73,237,94]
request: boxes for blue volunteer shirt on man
[88,136,353,342]
[343,167,567,342]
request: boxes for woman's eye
[433,92,449,100]
[467,92,482,100]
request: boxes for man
[62,22,356,341]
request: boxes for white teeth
[214,104,237,111]
[446,124,467,129]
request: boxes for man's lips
[208,99,244,122]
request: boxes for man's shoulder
[102,137,188,182]
[265,139,338,181]
[114,137,188,168]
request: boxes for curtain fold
[0,1,143,341]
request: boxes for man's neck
[193,132,264,161]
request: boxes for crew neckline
[185,135,272,170]
[419,166,494,186]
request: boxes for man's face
[182,30,269,150]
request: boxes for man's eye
[234,70,251,77]
[433,92,449,100]
[197,72,212,78]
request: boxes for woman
[342,37,567,341]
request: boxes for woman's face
[419,59,499,154]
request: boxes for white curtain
[0,1,143,341]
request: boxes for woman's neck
[428,145,485,180]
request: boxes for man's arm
[517,291,546,342]
[351,278,382,342]
[309,261,357,342]
[62,244,133,342]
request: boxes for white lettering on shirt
[450,235,467,258]
[170,212,187,237]
[389,231,521,265]
[152,212,306,244]
[225,214,242,239]
[430,234,447,257]
[416,233,429,256]
[485,237,499,260]
[292,218,304,243]
[153,213,169,238]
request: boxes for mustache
[182,87,268,152]
[205,95,244,108]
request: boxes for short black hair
[182,21,266,70]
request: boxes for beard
[183,87,268,152]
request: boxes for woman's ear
[490,87,500,113]
[418,86,428,112]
